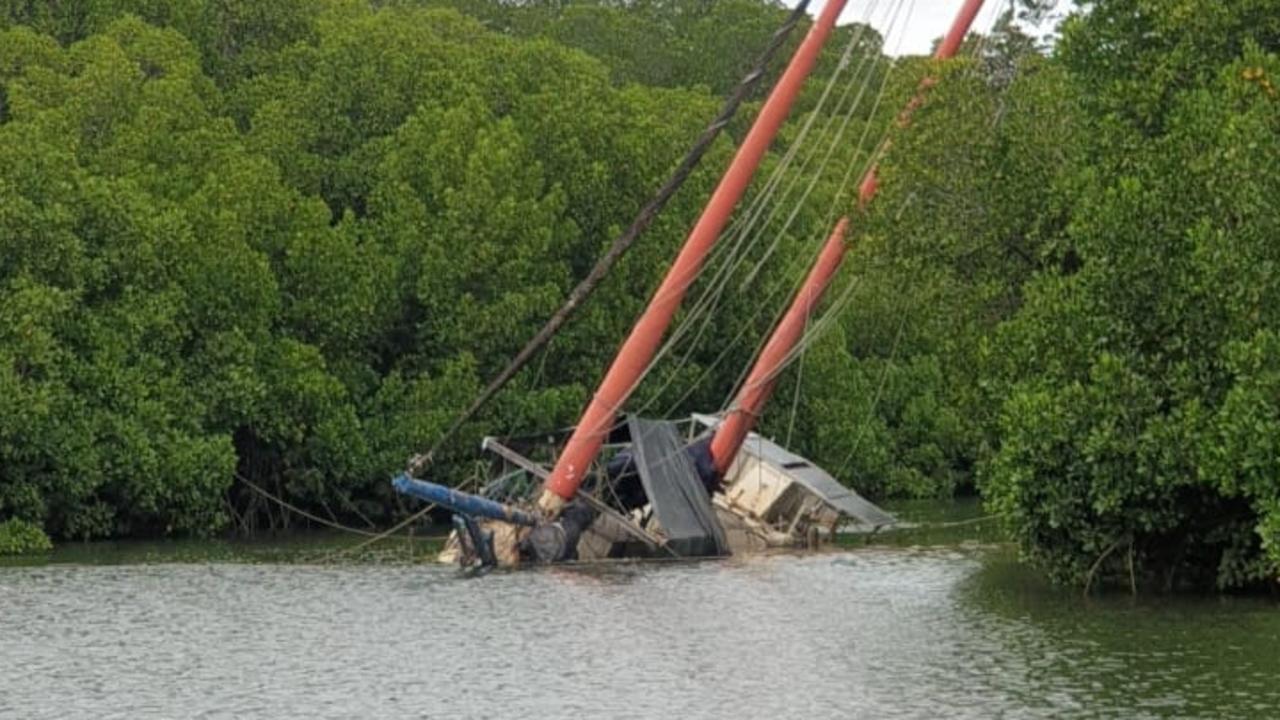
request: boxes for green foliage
[782,329,970,500]
[1057,0,1280,133]
[779,0,1278,591]
[0,518,52,554]
[3,0,1277,597]
[980,12,1280,589]
[421,0,811,94]
[0,1,805,542]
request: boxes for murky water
[2,514,1278,719]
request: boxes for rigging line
[702,0,884,274]
[236,472,392,539]
[732,73,885,295]
[710,0,886,254]
[733,0,915,292]
[462,0,875,457]
[716,17,915,414]
[724,0,919,381]
[712,7,1007,472]
[741,266,857,395]
[405,0,814,474]
[657,47,903,419]
[634,2,908,413]
[633,1,883,366]
[819,8,924,228]
[816,62,899,231]
[762,0,1013,363]
[784,303,809,447]
[757,30,998,453]
[567,0,875,410]
[836,286,910,476]
[664,242,864,421]
[829,0,999,234]
[737,212,897,385]
[328,473,479,559]
[588,0,924,426]
[824,0,1006,237]
[716,127,912,422]
[682,0,894,313]
[805,7,1003,355]
[769,190,922,387]
[828,13,1008,477]
[640,9,901,392]
[618,10,885,416]
[641,7,891,385]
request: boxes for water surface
[2,514,1277,719]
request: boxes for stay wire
[649,0,894,366]
[630,7,888,412]
[533,4,1006,491]
[544,0,999,493]
[404,0,815,473]
[587,3,881,429]
[636,1,887,374]
[235,472,387,539]
[805,13,1009,480]
[725,0,1015,419]
[639,0,914,417]
[657,42,901,421]
[711,0,917,416]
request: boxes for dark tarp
[627,416,728,557]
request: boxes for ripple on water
[1,547,1277,719]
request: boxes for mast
[709,0,989,476]
[538,0,852,514]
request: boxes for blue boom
[392,474,540,527]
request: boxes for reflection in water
[960,551,1280,718]
[1,547,1277,719]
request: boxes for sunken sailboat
[392,0,989,568]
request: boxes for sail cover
[627,416,728,557]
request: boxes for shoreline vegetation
[2,1,1279,593]
[0,497,994,567]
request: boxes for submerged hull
[416,414,893,569]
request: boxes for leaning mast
[537,0,854,514]
[709,0,990,474]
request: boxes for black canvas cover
[627,416,728,557]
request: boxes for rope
[784,305,809,446]
[659,9,888,345]
[236,473,385,538]
[837,301,908,473]
[704,5,914,416]
[634,4,886,384]
[638,0,914,416]
[709,0,886,262]
[733,0,911,291]
[719,0,1021,427]
[793,11,1009,482]
[630,8,886,413]
[406,0,815,475]
[516,0,897,439]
